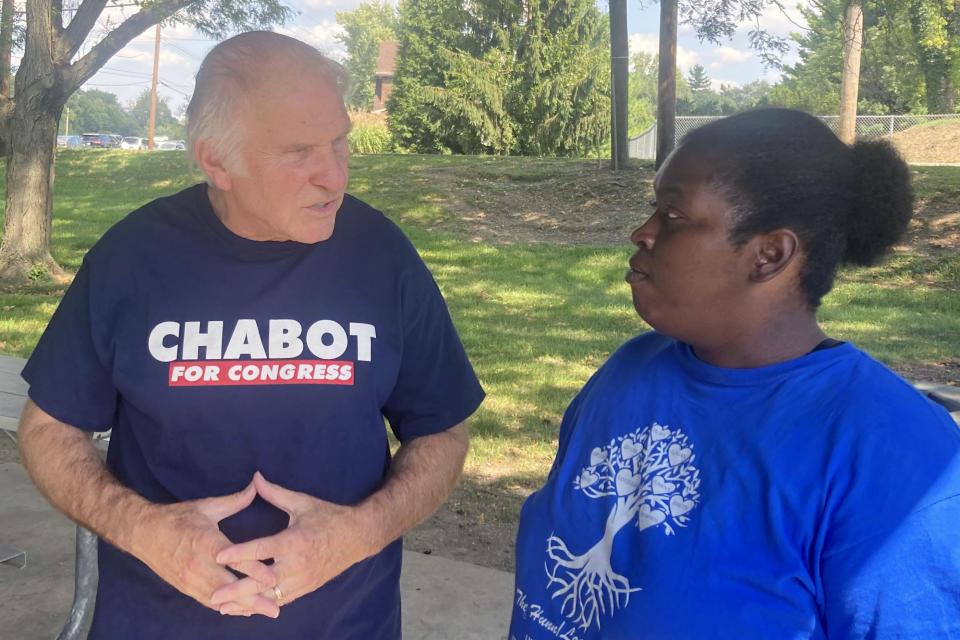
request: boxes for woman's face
[627,146,759,346]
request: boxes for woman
[510,108,960,639]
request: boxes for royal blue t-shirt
[23,184,485,639]
[511,332,960,640]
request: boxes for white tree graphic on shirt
[545,423,700,631]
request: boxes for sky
[55,1,810,118]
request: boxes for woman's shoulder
[839,346,955,427]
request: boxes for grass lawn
[1,149,958,501]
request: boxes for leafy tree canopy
[60,89,135,136]
[772,0,958,114]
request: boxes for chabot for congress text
[147,318,376,387]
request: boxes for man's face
[219,74,351,244]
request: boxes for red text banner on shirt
[167,360,355,386]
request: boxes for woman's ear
[750,229,799,282]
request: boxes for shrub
[348,109,392,154]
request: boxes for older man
[18,31,484,639]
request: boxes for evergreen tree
[388,0,610,156]
[686,64,712,92]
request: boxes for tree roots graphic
[545,535,637,631]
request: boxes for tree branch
[59,0,108,62]
[66,0,198,92]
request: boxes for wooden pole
[148,23,161,150]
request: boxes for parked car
[57,135,82,148]
[120,136,144,150]
[108,134,123,147]
[156,140,187,151]
[81,133,113,148]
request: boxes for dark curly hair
[679,108,913,309]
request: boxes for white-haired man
[18,31,484,639]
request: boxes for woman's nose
[630,215,658,250]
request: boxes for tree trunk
[655,0,677,169]
[0,92,68,283]
[837,1,863,145]
[609,0,628,171]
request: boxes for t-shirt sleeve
[381,257,484,441]
[818,395,960,639]
[819,491,960,638]
[21,258,117,431]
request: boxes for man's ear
[194,139,233,191]
[750,229,799,282]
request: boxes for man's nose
[309,148,348,193]
[630,214,658,250]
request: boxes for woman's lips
[625,266,649,283]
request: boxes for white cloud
[752,4,809,38]
[301,0,390,9]
[277,21,346,57]
[628,32,698,70]
[709,45,753,69]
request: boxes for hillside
[894,119,960,164]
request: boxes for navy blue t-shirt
[511,332,960,640]
[23,184,485,639]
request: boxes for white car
[120,136,144,150]
[156,140,186,151]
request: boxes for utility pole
[609,0,629,171]
[65,108,70,135]
[655,0,678,169]
[148,23,161,150]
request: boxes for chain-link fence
[629,114,960,164]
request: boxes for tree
[129,88,181,137]
[335,1,398,110]
[545,422,700,631]
[388,0,610,157]
[511,0,610,156]
[909,0,960,112]
[838,1,864,143]
[627,51,691,136]
[0,1,292,284]
[686,63,711,92]
[773,1,954,115]
[59,89,136,135]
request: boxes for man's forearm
[356,423,470,556]
[18,399,152,554]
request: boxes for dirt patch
[418,160,654,246]
[894,121,960,164]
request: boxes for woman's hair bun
[845,140,913,266]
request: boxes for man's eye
[663,207,681,220]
